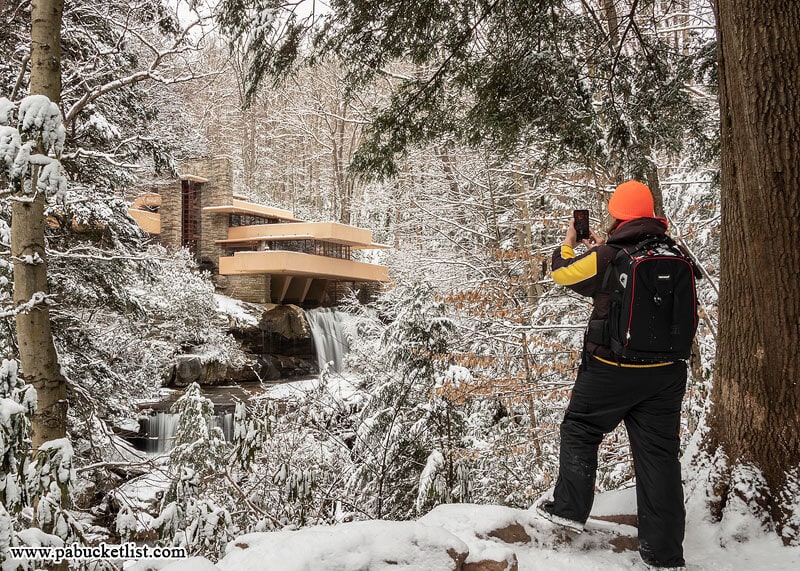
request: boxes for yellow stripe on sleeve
[551,251,598,286]
[560,244,575,259]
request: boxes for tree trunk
[708,0,800,542]
[601,0,620,50]
[645,167,665,219]
[13,0,67,450]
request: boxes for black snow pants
[551,355,687,568]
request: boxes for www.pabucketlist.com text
[5,543,187,563]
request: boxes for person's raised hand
[564,218,578,248]
[581,229,605,249]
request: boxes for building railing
[223,239,351,260]
[229,213,281,227]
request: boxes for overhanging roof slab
[218,251,389,282]
[226,222,375,247]
[203,200,299,221]
[127,209,161,234]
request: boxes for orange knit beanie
[608,180,654,220]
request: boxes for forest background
[0,0,797,568]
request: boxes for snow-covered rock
[125,556,221,571]
[217,520,469,571]
[420,503,533,571]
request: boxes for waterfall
[306,307,350,373]
[141,411,234,454]
[143,412,179,454]
[210,413,234,442]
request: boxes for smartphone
[573,209,590,241]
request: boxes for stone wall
[156,157,287,304]
[219,273,271,304]
[157,180,182,251]
[180,157,233,273]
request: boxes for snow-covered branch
[64,68,220,128]
[0,291,53,318]
[47,249,156,262]
[60,147,148,170]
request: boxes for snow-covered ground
[252,371,361,401]
[122,484,800,571]
[213,294,261,327]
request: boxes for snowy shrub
[232,400,268,472]
[0,357,35,552]
[168,383,229,479]
[150,383,237,557]
[0,502,34,571]
[345,281,471,519]
[0,402,30,512]
[27,438,82,542]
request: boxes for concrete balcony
[203,200,299,222]
[219,250,389,304]
[127,193,162,234]
[128,209,161,234]
[218,250,389,282]
[221,222,388,249]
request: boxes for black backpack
[589,235,701,362]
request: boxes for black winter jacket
[551,217,670,362]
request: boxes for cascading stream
[305,307,350,374]
[141,411,234,454]
[139,308,351,454]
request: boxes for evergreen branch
[383,0,506,122]
[64,69,221,129]
[60,147,148,170]
[610,0,640,81]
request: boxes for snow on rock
[420,503,532,570]
[112,469,172,515]
[217,520,469,571]
[113,417,143,434]
[125,556,222,571]
[421,503,535,545]
[419,499,643,570]
[587,486,639,527]
[214,294,261,327]
[589,486,637,518]
[127,488,800,571]
[251,376,321,400]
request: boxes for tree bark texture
[13,0,67,450]
[29,0,62,99]
[710,0,800,539]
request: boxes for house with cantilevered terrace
[127,157,389,306]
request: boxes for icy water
[139,410,235,454]
[306,307,350,373]
[136,308,352,454]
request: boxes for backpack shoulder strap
[599,243,623,291]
